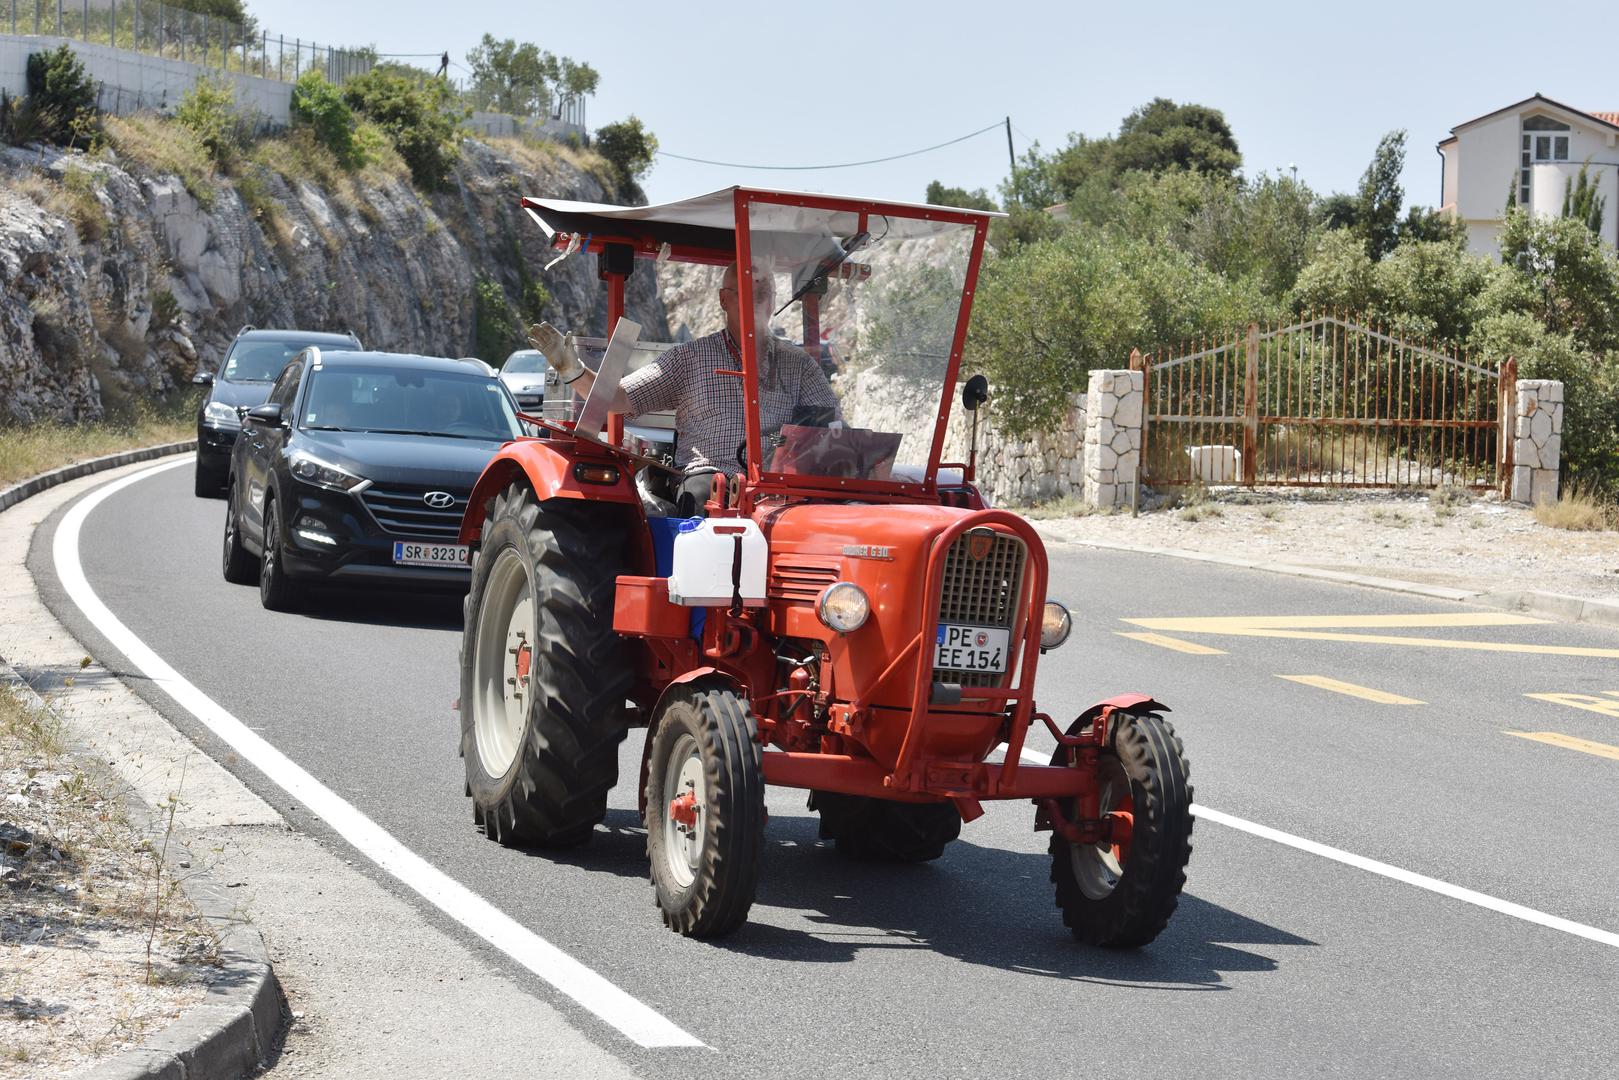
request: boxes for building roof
[1442,93,1619,144]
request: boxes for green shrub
[474,274,519,361]
[174,77,249,169]
[593,116,656,199]
[342,70,464,190]
[290,71,360,169]
[15,45,98,146]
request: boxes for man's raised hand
[528,323,584,384]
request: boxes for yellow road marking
[1277,675,1426,705]
[1114,631,1227,655]
[1525,693,1619,719]
[1120,616,1619,659]
[1128,614,1546,631]
[1506,731,1619,762]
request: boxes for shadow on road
[293,588,465,631]
[530,808,1306,990]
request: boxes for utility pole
[1005,116,1016,175]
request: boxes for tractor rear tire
[645,686,765,937]
[810,791,961,863]
[460,484,630,849]
[1048,711,1193,948]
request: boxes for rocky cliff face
[0,136,669,423]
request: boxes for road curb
[0,440,196,516]
[1037,530,1619,631]
[0,444,284,1080]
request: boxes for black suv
[193,327,363,497]
[221,349,525,610]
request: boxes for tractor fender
[637,668,747,818]
[1064,693,1172,740]
[458,438,640,545]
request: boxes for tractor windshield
[741,200,976,487]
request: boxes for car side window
[268,361,303,408]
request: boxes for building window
[1519,117,1573,205]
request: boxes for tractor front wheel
[1048,711,1192,948]
[810,792,961,863]
[644,686,765,937]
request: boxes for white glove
[528,322,584,384]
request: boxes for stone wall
[836,369,1086,506]
[1511,379,1563,505]
[1082,369,1143,509]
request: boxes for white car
[498,349,556,415]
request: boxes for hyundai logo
[423,491,456,509]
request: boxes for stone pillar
[1511,379,1563,505]
[1082,369,1143,509]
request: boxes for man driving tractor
[529,262,841,512]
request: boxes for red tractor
[457,188,1193,944]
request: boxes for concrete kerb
[0,444,285,1080]
[1036,530,1619,632]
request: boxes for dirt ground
[1030,488,1619,602]
[1,688,214,1079]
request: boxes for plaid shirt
[623,330,840,474]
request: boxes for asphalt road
[32,459,1619,1080]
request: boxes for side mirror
[192,371,215,386]
[962,374,989,413]
[245,403,285,427]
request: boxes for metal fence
[1136,315,1512,492]
[3,0,371,84]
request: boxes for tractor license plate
[934,624,1010,674]
[393,541,469,568]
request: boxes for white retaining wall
[0,33,291,122]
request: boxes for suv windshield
[502,351,548,374]
[224,339,339,382]
[743,200,975,485]
[301,367,523,441]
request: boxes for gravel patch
[1031,488,1619,602]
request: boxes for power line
[654,121,1005,171]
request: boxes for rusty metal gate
[1136,316,1514,491]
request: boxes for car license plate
[934,624,1010,674]
[393,541,470,568]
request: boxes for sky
[251,0,1619,211]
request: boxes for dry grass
[1533,485,1617,531]
[1020,494,1093,520]
[8,168,106,244]
[0,409,193,491]
[104,115,217,208]
[1,685,212,1076]
[476,134,615,191]
[1367,507,1409,528]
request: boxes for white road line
[55,458,704,1049]
[1002,745,1619,951]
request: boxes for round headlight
[1040,601,1073,650]
[817,582,870,633]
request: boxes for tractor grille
[768,560,840,602]
[936,529,1026,689]
[360,485,468,540]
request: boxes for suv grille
[936,529,1026,689]
[361,485,468,540]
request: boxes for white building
[1438,94,1619,257]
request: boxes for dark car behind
[194,328,362,497]
[222,350,524,610]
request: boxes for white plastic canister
[667,518,769,607]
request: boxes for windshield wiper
[775,231,870,316]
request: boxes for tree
[924,181,996,212]
[19,45,98,147]
[1044,98,1240,201]
[465,35,598,118]
[594,116,657,200]
[1354,129,1406,260]
[1561,161,1607,237]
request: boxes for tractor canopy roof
[520,187,1003,266]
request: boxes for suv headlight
[1040,601,1073,650]
[203,400,241,428]
[289,452,370,493]
[817,582,870,633]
